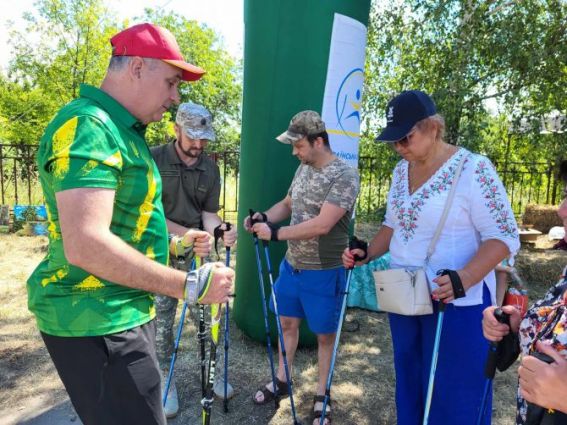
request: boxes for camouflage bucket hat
[276,110,326,144]
[175,103,216,141]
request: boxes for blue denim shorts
[269,259,346,334]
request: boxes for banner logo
[335,68,364,139]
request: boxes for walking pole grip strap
[213,222,231,258]
[437,269,466,300]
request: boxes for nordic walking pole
[250,210,280,410]
[202,293,223,424]
[319,237,367,425]
[423,269,466,425]
[223,245,231,412]
[163,257,196,407]
[423,299,446,425]
[213,221,233,413]
[261,238,302,425]
[196,257,207,399]
[221,224,233,413]
[476,309,510,425]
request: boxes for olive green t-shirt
[27,84,169,337]
[151,142,221,229]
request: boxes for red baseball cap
[110,23,205,81]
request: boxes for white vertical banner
[321,14,368,168]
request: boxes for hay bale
[522,204,562,233]
[515,250,566,295]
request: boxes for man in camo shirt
[245,110,359,425]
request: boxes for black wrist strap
[267,222,280,241]
[438,269,466,299]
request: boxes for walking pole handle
[484,308,510,379]
[213,222,232,258]
[346,236,368,270]
[436,269,467,312]
[249,209,267,226]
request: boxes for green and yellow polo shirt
[27,84,169,337]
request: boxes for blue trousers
[388,284,492,425]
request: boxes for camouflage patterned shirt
[285,157,359,270]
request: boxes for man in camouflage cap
[275,110,326,144]
[245,110,359,425]
[151,102,237,417]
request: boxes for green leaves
[1,0,242,151]
[363,0,566,162]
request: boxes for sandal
[252,378,289,405]
[312,395,332,424]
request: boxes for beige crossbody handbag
[373,153,467,316]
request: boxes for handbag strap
[424,150,468,264]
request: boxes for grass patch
[1,231,563,424]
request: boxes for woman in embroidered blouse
[343,90,520,425]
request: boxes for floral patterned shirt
[516,267,567,424]
[383,148,520,306]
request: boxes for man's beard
[180,145,203,158]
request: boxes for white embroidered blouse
[383,148,520,307]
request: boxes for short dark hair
[307,131,330,148]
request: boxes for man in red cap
[27,23,234,425]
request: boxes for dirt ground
[0,231,565,425]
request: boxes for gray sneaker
[161,374,179,419]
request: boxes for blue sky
[0,0,244,71]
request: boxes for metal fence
[356,156,561,221]
[0,144,240,222]
[0,144,38,205]
[0,143,561,223]
[495,160,560,215]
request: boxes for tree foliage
[141,9,242,150]
[2,0,242,151]
[362,0,566,165]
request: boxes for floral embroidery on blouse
[474,160,518,239]
[390,150,467,243]
[516,270,567,424]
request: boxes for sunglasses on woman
[392,131,415,147]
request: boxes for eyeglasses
[392,131,415,148]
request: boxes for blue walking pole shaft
[477,342,498,425]
[163,258,196,406]
[262,240,302,425]
[423,301,446,425]
[251,231,279,409]
[163,301,188,406]
[319,267,353,425]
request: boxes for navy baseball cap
[375,90,436,142]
